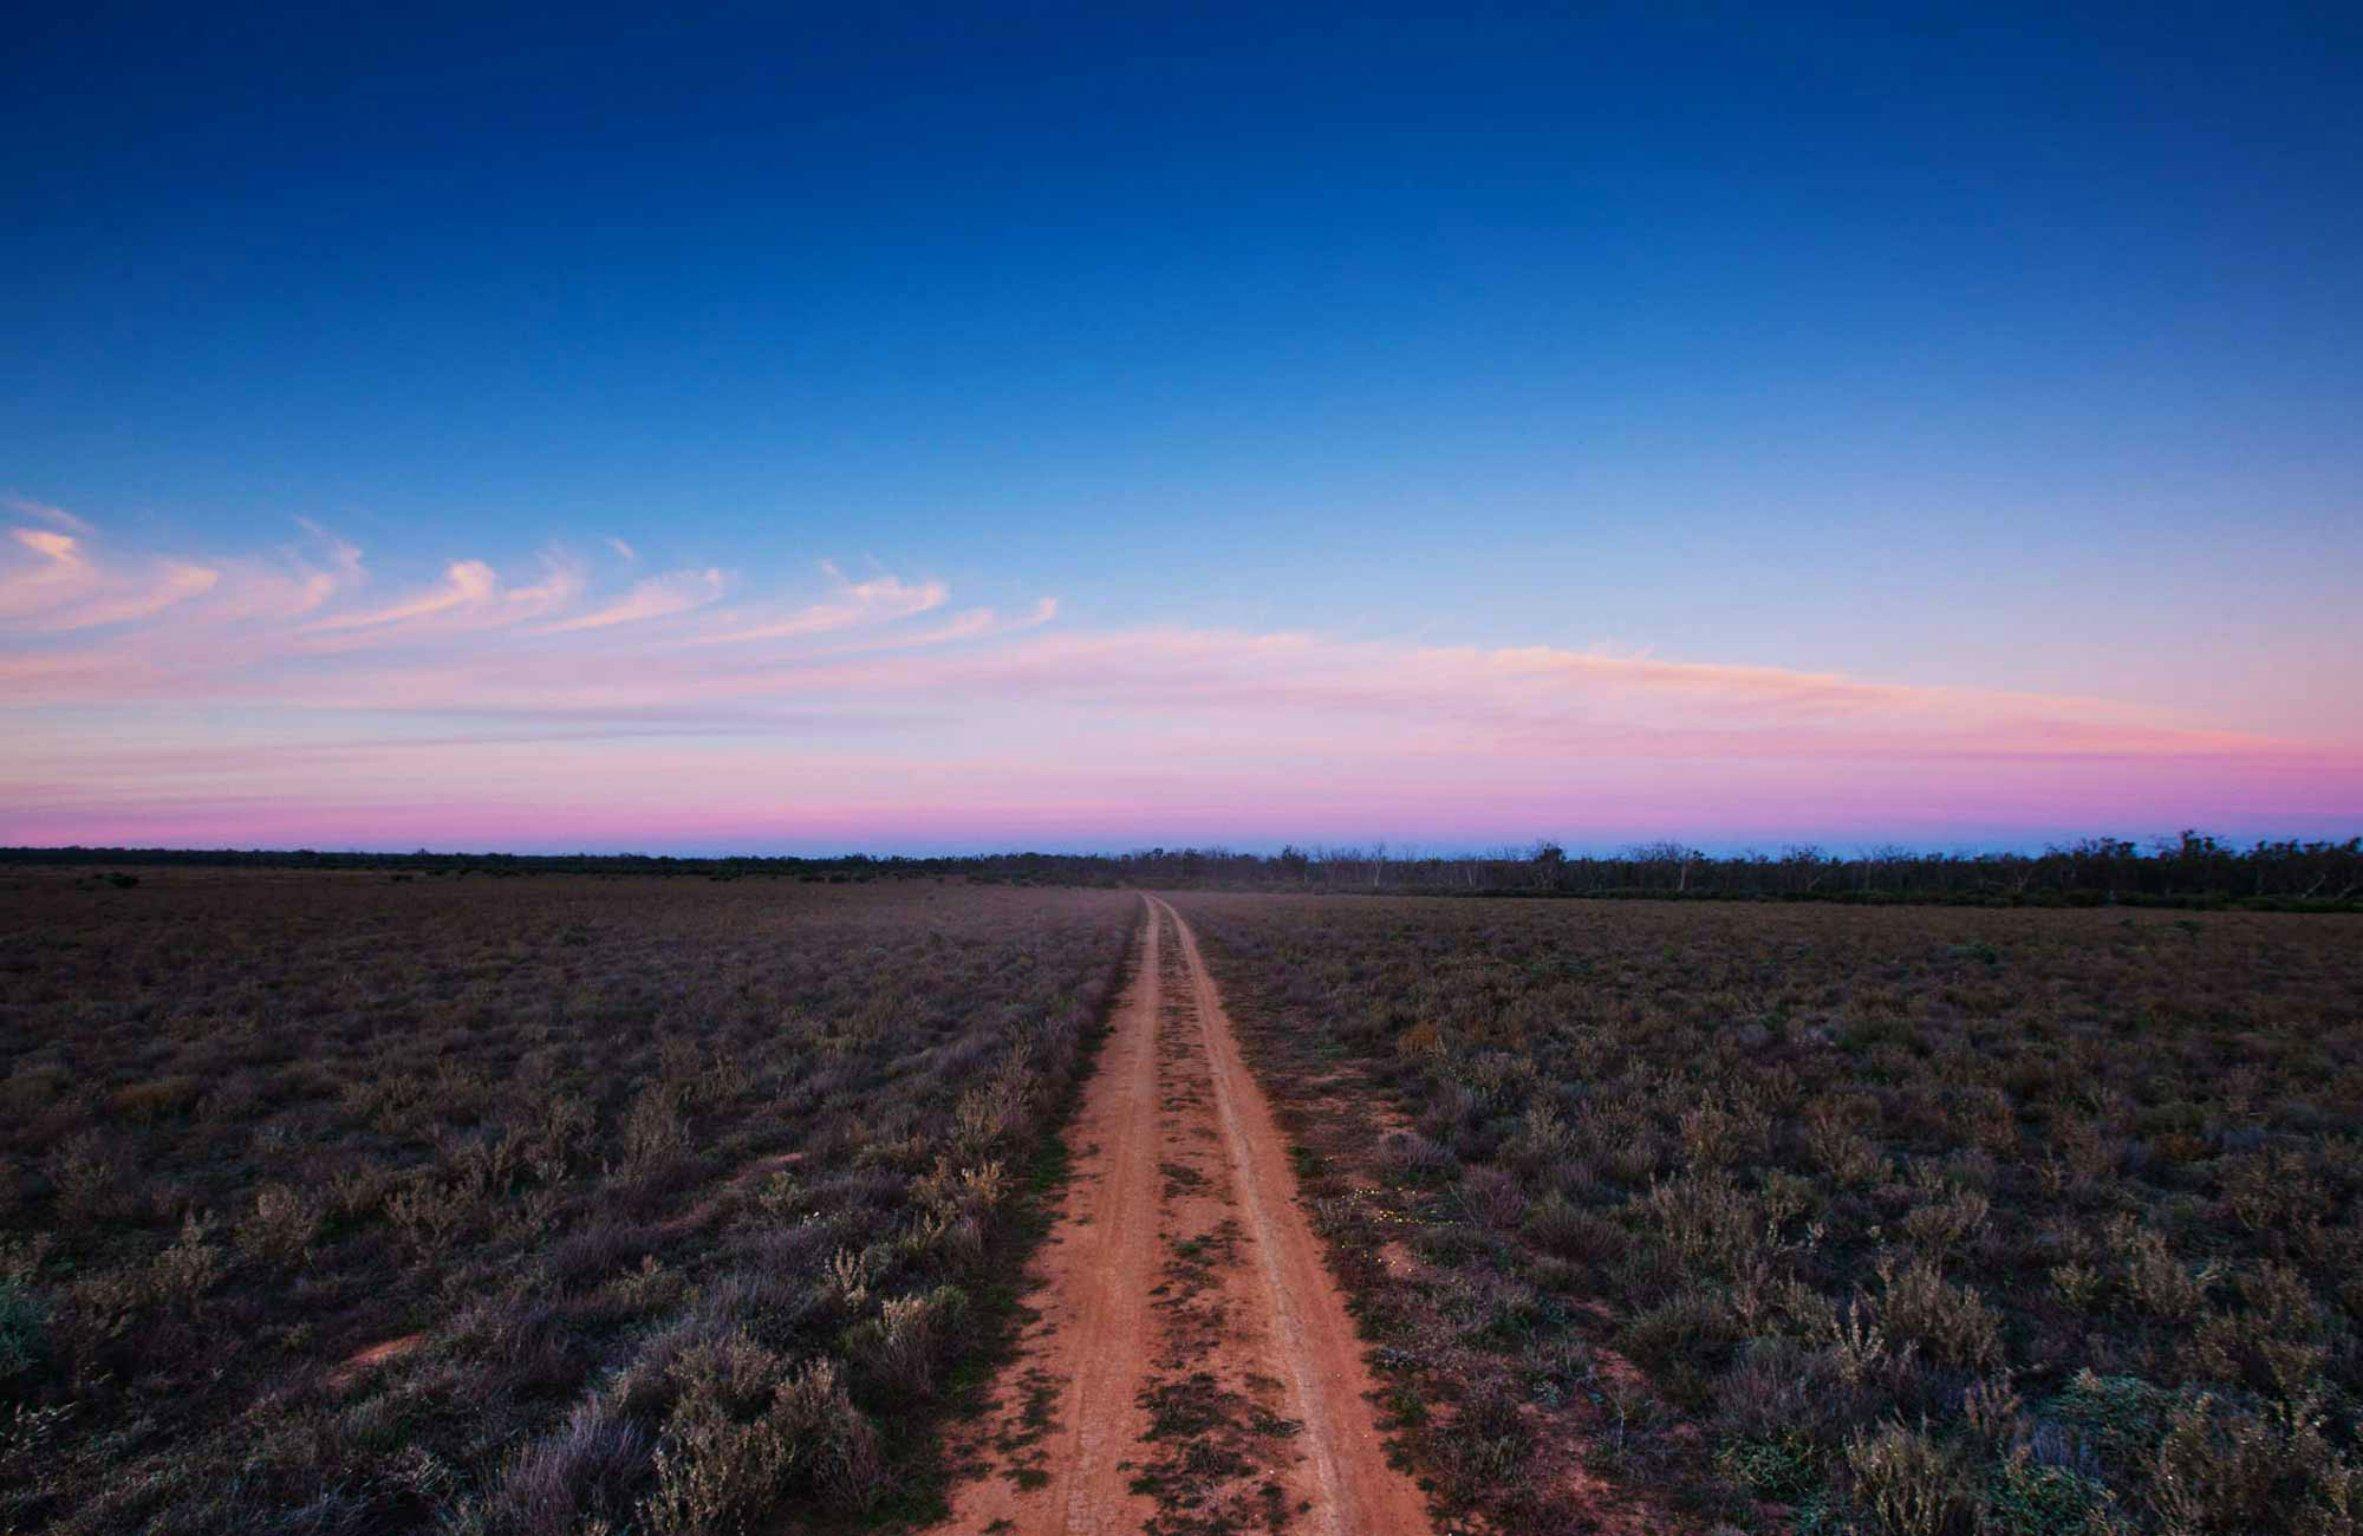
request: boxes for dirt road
[930,896,1433,1536]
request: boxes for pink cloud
[2,531,94,622]
[197,531,366,621]
[0,516,2354,848]
[307,557,500,633]
[47,561,221,631]
[3,525,227,631]
[539,567,727,632]
[11,527,82,564]
[823,594,1062,654]
[503,553,588,619]
[698,567,948,643]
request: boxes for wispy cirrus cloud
[0,520,995,704]
[3,497,95,534]
[305,557,500,633]
[2,525,223,632]
[203,525,367,621]
[0,527,92,618]
[829,595,1061,654]
[698,565,948,643]
[1,510,2354,849]
[539,567,728,633]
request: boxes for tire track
[934,905,1164,1534]
[1153,895,1433,1536]
[928,897,1432,1536]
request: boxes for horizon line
[6,830,2357,865]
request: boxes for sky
[3,2,2359,854]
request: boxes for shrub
[1375,1130,1458,1184]
[1524,1189,1623,1262]
[45,1134,122,1224]
[236,1183,323,1267]
[1718,1430,1824,1503]
[1985,1456,2121,1536]
[2186,1263,2332,1397]
[2149,1394,2360,1536]
[1844,1420,1977,1536]
[1806,1103,1888,1187]
[149,1214,225,1307]
[2107,1219,2212,1324]
[485,1401,650,1536]
[1900,1185,1992,1259]
[384,1175,473,1259]
[1437,1375,1533,1500]
[1875,1259,2003,1373]
[2047,1372,2174,1473]
[636,1347,882,1532]
[623,1085,690,1171]
[844,1285,969,1403]
[1460,1166,1528,1229]
[0,1278,47,1378]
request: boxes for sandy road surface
[929,896,1432,1536]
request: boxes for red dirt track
[929,896,1433,1536]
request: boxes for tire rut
[927,896,1432,1536]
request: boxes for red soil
[929,896,1434,1535]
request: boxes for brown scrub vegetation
[1176,894,2363,1536]
[0,867,1134,1535]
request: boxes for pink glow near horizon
[2,516,2356,851]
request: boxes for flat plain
[0,868,1133,1534]
[4,871,2359,1536]
[1178,893,2363,1536]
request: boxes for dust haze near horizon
[3,5,2358,852]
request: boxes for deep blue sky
[2,3,2359,852]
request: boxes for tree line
[6,831,2360,908]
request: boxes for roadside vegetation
[1179,894,2363,1536]
[0,867,1133,1534]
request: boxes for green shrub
[1985,1457,2121,1535]
[0,1278,48,1378]
[2047,1372,2173,1472]
[1718,1431,1824,1503]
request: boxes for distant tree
[1630,840,1701,893]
